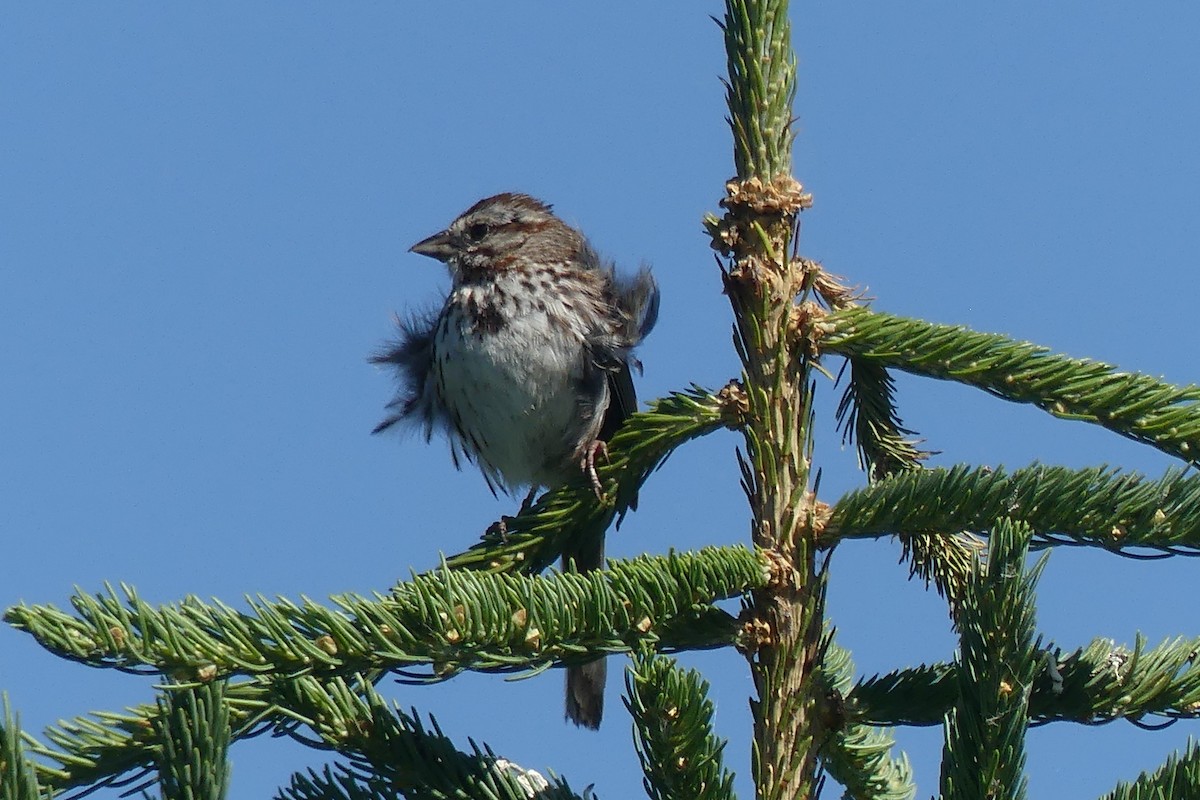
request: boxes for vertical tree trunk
[713,2,825,797]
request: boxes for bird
[373,192,660,728]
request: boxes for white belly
[432,284,599,491]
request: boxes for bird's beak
[409,230,454,262]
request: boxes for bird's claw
[580,440,609,499]
[486,516,512,540]
[487,488,539,540]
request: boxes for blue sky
[3,3,1199,797]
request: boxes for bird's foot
[580,440,609,499]
[487,488,539,540]
[486,516,513,541]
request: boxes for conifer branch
[16,680,280,796]
[835,357,930,481]
[155,681,232,800]
[24,671,583,798]
[1035,634,1200,726]
[939,518,1041,800]
[852,634,1200,728]
[277,678,581,800]
[896,532,983,621]
[277,764,393,800]
[5,548,763,682]
[816,641,916,800]
[446,385,744,574]
[279,762,567,800]
[822,307,1200,466]
[717,0,795,178]
[1,695,48,800]
[9,546,763,795]
[848,663,957,727]
[1099,739,1200,800]
[828,464,1200,556]
[829,322,978,615]
[2,347,748,800]
[625,650,736,800]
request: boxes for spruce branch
[27,674,380,799]
[277,764,394,800]
[5,548,764,681]
[815,641,916,800]
[1100,739,1200,800]
[277,678,580,800]
[25,670,582,799]
[2,383,748,800]
[1,695,50,800]
[446,385,744,574]
[1035,635,1200,726]
[16,680,279,796]
[154,681,232,800]
[624,649,736,800]
[822,307,1200,466]
[278,761,567,800]
[815,271,925,479]
[847,663,957,728]
[851,635,1200,728]
[896,531,983,622]
[939,517,1042,800]
[717,0,796,178]
[835,357,930,482]
[831,334,977,615]
[8,547,763,796]
[828,464,1200,556]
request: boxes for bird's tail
[563,531,606,729]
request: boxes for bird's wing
[600,362,637,442]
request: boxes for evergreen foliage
[4,2,1199,798]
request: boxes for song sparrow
[373,192,660,728]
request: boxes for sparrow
[374,192,659,728]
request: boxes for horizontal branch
[5,547,764,682]
[828,464,1200,556]
[851,634,1200,728]
[446,384,745,574]
[20,677,314,795]
[822,307,1200,466]
[12,539,762,795]
[21,671,582,799]
[280,678,584,800]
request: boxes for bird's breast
[429,277,605,490]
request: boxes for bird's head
[409,193,581,282]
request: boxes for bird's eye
[465,222,490,241]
